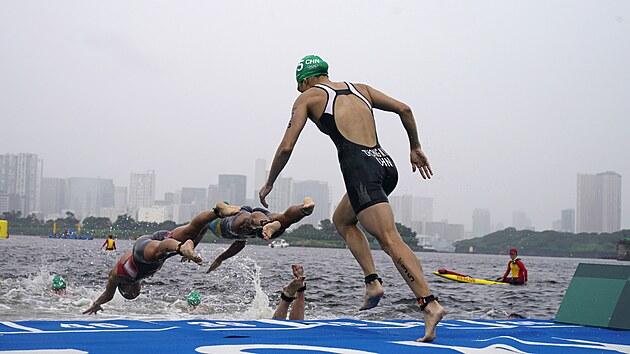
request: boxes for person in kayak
[500,248,528,285]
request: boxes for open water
[0,235,627,322]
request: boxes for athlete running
[259,55,444,342]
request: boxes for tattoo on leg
[396,258,415,282]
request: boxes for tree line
[453,227,629,259]
[1,212,423,250]
[1,211,177,239]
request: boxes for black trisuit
[313,82,399,214]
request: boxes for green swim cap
[187,290,201,307]
[296,55,328,83]
[52,275,67,290]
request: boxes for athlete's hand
[259,184,273,208]
[410,147,433,179]
[181,253,203,265]
[206,259,222,273]
[83,303,103,315]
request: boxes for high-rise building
[164,192,176,204]
[114,186,128,209]
[512,211,533,230]
[561,208,575,233]
[253,159,267,205]
[577,172,622,233]
[40,177,67,217]
[66,177,115,220]
[266,176,292,213]
[129,170,156,209]
[413,197,433,222]
[181,187,208,207]
[472,208,491,237]
[390,194,414,227]
[291,180,330,228]
[208,184,231,206]
[172,204,201,224]
[0,153,42,215]
[218,174,247,206]
[423,220,465,241]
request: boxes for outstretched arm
[260,95,309,207]
[206,240,246,273]
[83,266,119,314]
[367,85,433,179]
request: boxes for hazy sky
[1,1,629,231]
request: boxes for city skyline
[2,152,626,235]
[2,2,629,233]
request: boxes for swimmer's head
[296,55,328,91]
[52,275,67,290]
[117,282,141,300]
[187,290,201,307]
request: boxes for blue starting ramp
[0,318,629,353]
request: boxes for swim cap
[52,275,67,290]
[509,248,518,255]
[187,291,201,307]
[296,55,328,83]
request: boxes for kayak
[433,269,507,285]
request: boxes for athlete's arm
[260,94,309,207]
[206,240,247,273]
[366,85,433,179]
[83,266,119,314]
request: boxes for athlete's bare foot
[301,197,315,215]
[262,220,282,240]
[417,300,445,342]
[359,278,384,311]
[292,264,304,278]
[179,239,202,265]
[215,202,241,218]
[283,265,306,298]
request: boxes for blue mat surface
[1,318,629,353]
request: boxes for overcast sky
[1,1,628,231]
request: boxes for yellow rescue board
[433,272,507,285]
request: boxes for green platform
[555,263,630,330]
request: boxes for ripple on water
[1,235,627,321]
